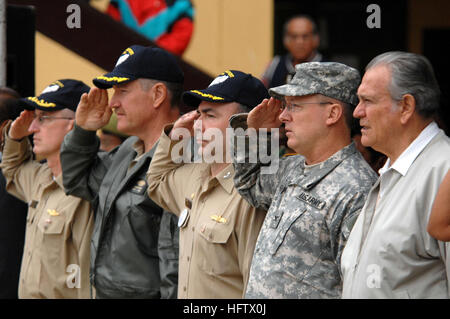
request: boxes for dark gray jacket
[60,125,178,299]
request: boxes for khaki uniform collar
[198,163,235,195]
[53,173,65,189]
[132,138,159,160]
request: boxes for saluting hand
[247,97,282,130]
[169,110,200,140]
[75,87,112,131]
[9,110,35,140]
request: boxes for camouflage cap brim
[269,84,318,100]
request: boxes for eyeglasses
[33,114,74,125]
[281,101,332,112]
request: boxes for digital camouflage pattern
[229,114,378,298]
[269,62,361,106]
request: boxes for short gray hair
[316,95,354,131]
[138,78,183,108]
[236,103,252,114]
[366,51,440,119]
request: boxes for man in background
[261,15,323,89]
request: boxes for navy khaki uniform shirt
[0,122,93,298]
[146,125,265,298]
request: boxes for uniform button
[192,226,195,232]
[187,256,190,262]
[183,286,187,291]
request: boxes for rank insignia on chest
[210,214,227,224]
[47,209,60,216]
[130,179,147,195]
[297,192,326,209]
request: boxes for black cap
[93,45,184,89]
[21,79,90,112]
[182,70,269,109]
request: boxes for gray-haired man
[341,51,450,298]
[229,62,378,298]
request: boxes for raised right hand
[75,87,112,131]
[9,110,35,140]
[247,97,282,130]
[169,110,200,140]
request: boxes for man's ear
[325,103,343,126]
[151,83,168,109]
[66,118,75,132]
[398,94,416,125]
[0,120,8,145]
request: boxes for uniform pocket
[37,212,67,265]
[199,220,233,244]
[268,207,307,255]
[37,214,65,235]
[127,206,161,257]
[197,219,234,275]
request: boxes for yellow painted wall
[183,0,273,78]
[35,32,106,94]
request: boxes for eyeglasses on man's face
[280,101,332,113]
[33,114,74,125]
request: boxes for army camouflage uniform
[229,62,379,298]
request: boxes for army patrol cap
[93,45,184,89]
[183,70,269,109]
[269,62,361,105]
[21,79,90,112]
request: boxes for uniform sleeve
[236,205,266,297]
[330,191,367,273]
[146,125,193,216]
[0,121,43,203]
[229,113,285,211]
[71,201,95,299]
[158,211,179,299]
[60,124,114,202]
